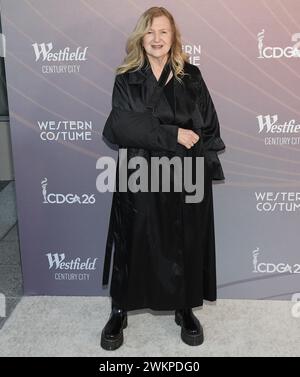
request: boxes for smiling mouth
[151,45,163,49]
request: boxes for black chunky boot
[100,299,128,350]
[175,308,204,346]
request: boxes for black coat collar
[128,68,147,84]
[128,55,173,85]
[127,58,195,86]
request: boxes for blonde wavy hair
[116,6,190,83]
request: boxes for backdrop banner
[1,0,300,299]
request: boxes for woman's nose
[153,33,161,42]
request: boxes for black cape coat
[102,57,225,311]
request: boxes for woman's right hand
[177,128,200,149]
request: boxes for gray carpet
[0,296,299,357]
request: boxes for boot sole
[175,314,204,346]
[100,316,128,351]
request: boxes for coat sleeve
[195,68,226,180]
[102,73,179,152]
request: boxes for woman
[101,6,225,350]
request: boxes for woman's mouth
[151,45,163,49]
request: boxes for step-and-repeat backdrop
[1,0,300,299]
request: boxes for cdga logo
[257,29,300,58]
[252,247,300,274]
[41,178,95,205]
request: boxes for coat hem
[110,296,217,312]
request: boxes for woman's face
[142,15,173,61]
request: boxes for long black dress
[102,59,224,311]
